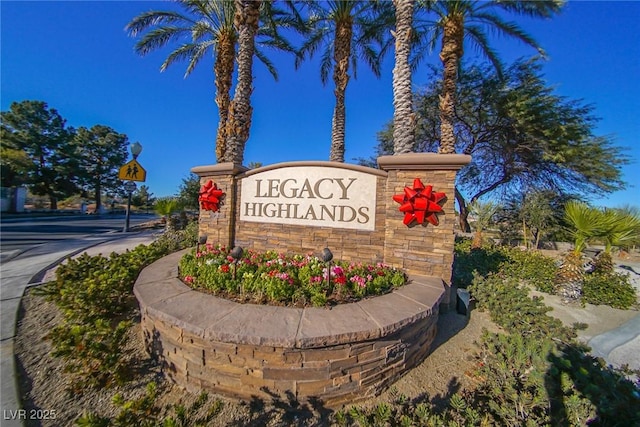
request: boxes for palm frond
[254,48,279,81]
[135,26,191,56]
[465,25,504,78]
[471,12,544,56]
[320,45,333,86]
[126,10,194,36]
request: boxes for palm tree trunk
[224,0,261,165]
[214,31,236,163]
[438,15,463,154]
[330,17,352,163]
[392,0,415,154]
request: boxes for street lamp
[130,142,143,159]
[123,142,143,232]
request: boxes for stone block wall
[135,252,444,406]
[142,311,438,407]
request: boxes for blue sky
[1,1,638,208]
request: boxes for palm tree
[296,1,389,162]
[154,197,182,232]
[421,0,563,154]
[223,0,262,164]
[468,200,498,249]
[555,201,609,301]
[127,1,236,162]
[392,0,416,154]
[127,1,298,164]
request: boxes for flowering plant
[179,244,406,307]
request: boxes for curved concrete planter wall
[134,250,444,407]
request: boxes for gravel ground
[15,290,498,427]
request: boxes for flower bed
[179,245,407,307]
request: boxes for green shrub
[582,271,638,309]
[34,225,197,391]
[468,272,640,426]
[75,382,224,427]
[502,249,558,293]
[48,319,131,390]
[452,238,508,288]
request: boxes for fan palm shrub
[469,200,498,249]
[154,197,182,231]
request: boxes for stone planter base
[134,250,444,407]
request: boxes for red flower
[335,276,347,285]
[220,264,230,273]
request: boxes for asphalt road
[0,214,158,260]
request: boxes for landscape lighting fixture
[230,246,243,280]
[130,142,143,159]
[197,235,207,254]
[321,248,333,263]
[321,247,333,292]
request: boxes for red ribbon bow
[198,180,225,212]
[392,178,446,226]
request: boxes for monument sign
[240,166,377,231]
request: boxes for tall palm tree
[421,0,563,154]
[127,1,236,162]
[127,0,298,164]
[296,1,389,162]
[392,0,416,154]
[223,0,261,164]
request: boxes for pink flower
[184,275,194,284]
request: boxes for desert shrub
[452,238,508,288]
[469,272,640,426]
[454,238,558,293]
[34,225,197,391]
[582,271,637,309]
[48,319,131,390]
[76,382,224,426]
[501,248,558,293]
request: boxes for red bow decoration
[392,178,446,226]
[198,180,225,212]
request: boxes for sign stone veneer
[135,250,445,406]
[135,153,470,405]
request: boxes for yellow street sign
[118,159,146,182]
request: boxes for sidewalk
[0,231,158,427]
[530,262,640,372]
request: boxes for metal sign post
[123,180,137,232]
[120,142,144,233]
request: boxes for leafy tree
[296,1,390,162]
[0,100,76,209]
[374,59,628,231]
[131,185,156,211]
[421,0,563,154]
[127,1,299,163]
[499,190,566,249]
[177,173,201,211]
[71,126,129,213]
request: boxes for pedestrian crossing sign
[118,159,146,182]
